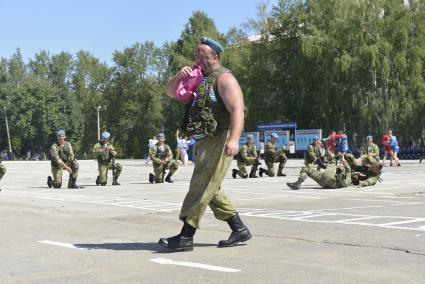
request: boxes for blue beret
[200,37,224,54]
[57,130,65,136]
[247,134,254,140]
[271,133,279,139]
[101,131,111,139]
[157,133,165,139]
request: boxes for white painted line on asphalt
[150,258,240,273]
[38,240,88,251]
[380,196,417,199]
[380,218,425,226]
[336,216,380,222]
[293,213,335,220]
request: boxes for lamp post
[95,106,101,141]
[3,106,12,153]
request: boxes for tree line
[1,0,424,158]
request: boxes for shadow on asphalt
[74,242,217,252]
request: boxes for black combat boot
[112,178,120,185]
[165,174,173,183]
[95,175,100,186]
[68,178,82,189]
[259,167,265,177]
[249,171,258,178]
[158,222,196,252]
[218,213,252,247]
[249,162,259,178]
[287,178,303,190]
[277,163,286,177]
[149,173,154,184]
[232,169,238,179]
[47,176,53,188]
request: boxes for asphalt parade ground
[1,159,424,284]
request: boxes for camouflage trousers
[179,130,236,229]
[264,153,287,177]
[236,159,258,177]
[299,163,337,189]
[344,154,358,170]
[0,163,5,181]
[98,161,122,185]
[153,161,178,183]
[51,160,79,188]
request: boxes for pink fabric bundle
[175,65,203,101]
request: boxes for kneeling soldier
[93,131,122,186]
[259,132,287,177]
[0,158,5,191]
[149,133,178,183]
[232,134,260,178]
[360,135,380,165]
[47,130,81,189]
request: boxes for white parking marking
[150,258,240,272]
[380,218,425,226]
[4,190,425,232]
[38,240,88,251]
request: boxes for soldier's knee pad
[116,163,123,171]
[0,167,6,175]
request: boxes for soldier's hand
[111,151,117,156]
[225,140,239,157]
[64,165,73,174]
[107,145,115,151]
[178,66,192,79]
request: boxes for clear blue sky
[0,0,276,65]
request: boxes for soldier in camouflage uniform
[149,133,178,183]
[93,131,122,186]
[287,153,351,190]
[159,37,251,252]
[360,135,380,165]
[0,157,5,191]
[305,138,327,169]
[344,153,382,187]
[259,133,287,177]
[47,130,81,189]
[232,134,260,178]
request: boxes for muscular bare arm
[165,66,192,98]
[217,72,244,156]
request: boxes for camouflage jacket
[360,143,380,161]
[93,142,115,164]
[264,142,285,163]
[351,165,382,186]
[50,141,75,168]
[237,143,257,163]
[149,143,173,165]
